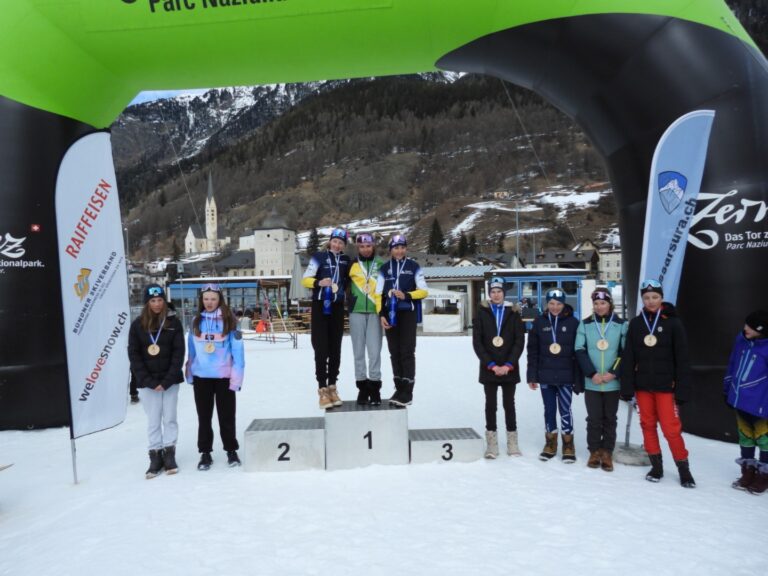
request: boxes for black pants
[584,390,620,452]
[384,310,417,382]
[483,383,517,432]
[310,300,345,388]
[193,377,239,453]
[129,371,138,397]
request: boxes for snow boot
[227,450,241,467]
[506,431,521,456]
[163,446,178,475]
[747,464,768,495]
[587,450,602,469]
[145,449,164,479]
[484,431,499,459]
[318,387,333,410]
[368,380,382,406]
[397,381,414,406]
[675,459,696,488]
[389,378,404,406]
[130,394,140,405]
[646,453,663,482]
[327,384,343,407]
[732,458,758,490]
[356,380,370,405]
[539,432,558,461]
[561,434,576,463]
[197,452,213,471]
[600,449,614,472]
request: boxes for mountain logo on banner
[74,268,92,300]
[658,171,688,214]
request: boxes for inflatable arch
[1,1,766,439]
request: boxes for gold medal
[205,342,216,353]
[147,344,160,356]
[596,339,609,351]
[363,284,370,294]
[644,334,658,347]
[331,283,339,294]
[388,289,394,297]
[549,343,562,355]
[492,336,504,348]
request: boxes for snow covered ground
[1,336,763,576]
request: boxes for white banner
[56,132,129,438]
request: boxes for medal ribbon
[549,313,559,345]
[391,258,406,292]
[149,318,165,347]
[492,303,504,340]
[593,313,614,342]
[327,252,340,300]
[642,309,660,337]
[203,310,218,343]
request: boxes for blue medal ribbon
[593,313,614,342]
[642,309,661,337]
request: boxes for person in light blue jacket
[575,287,628,472]
[185,283,245,471]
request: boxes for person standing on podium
[376,233,428,407]
[348,232,385,405]
[302,227,352,410]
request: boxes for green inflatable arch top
[0,0,753,127]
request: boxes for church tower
[205,172,218,251]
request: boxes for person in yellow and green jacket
[348,233,386,405]
[574,288,628,472]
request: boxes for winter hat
[745,310,768,336]
[640,278,664,297]
[144,284,166,303]
[389,234,407,250]
[330,227,348,244]
[356,232,374,245]
[591,287,613,303]
[488,277,505,291]
[545,288,566,304]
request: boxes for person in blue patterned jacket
[724,309,768,494]
[302,227,352,409]
[376,233,428,407]
[185,283,245,471]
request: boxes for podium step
[409,428,484,464]
[244,417,325,472]
[324,401,409,471]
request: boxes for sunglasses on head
[356,234,374,244]
[592,291,610,300]
[640,279,662,289]
[547,289,564,298]
[147,286,164,297]
[201,283,222,293]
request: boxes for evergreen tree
[306,227,320,257]
[457,232,469,257]
[469,233,478,255]
[171,237,181,261]
[497,232,506,253]
[427,218,446,254]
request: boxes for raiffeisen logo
[0,234,26,258]
[74,268,92,300]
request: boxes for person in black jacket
[621,279,695,488]
[527,288,580,462]
[127,284,186,479]
[472,277,525,458]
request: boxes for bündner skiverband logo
[0,234,26,258]
[658,171,687,214]
[74,268,92,300]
